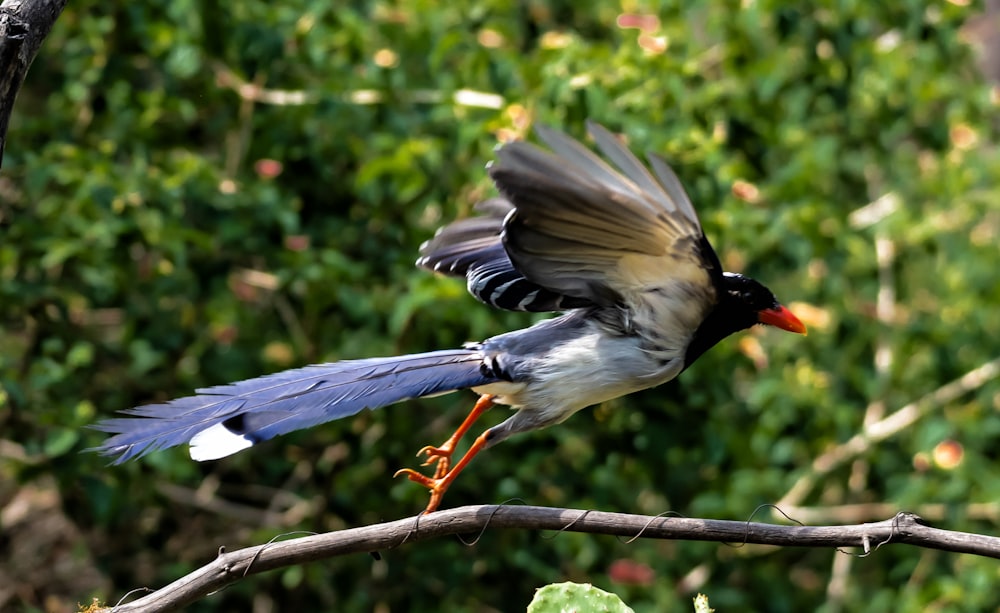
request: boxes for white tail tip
[189,422,254,461]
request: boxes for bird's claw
[393,443,457,512]
[416,444,453,477]
[392,468,447,513]
[393,467,438,488]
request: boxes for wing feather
[417,198,592,312]
[488,123,720,310]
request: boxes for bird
[91,121,807,514]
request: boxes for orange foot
[416,444,454,479]
[395,430,490,514]
[394,395,495,513]
[393,467,450,514]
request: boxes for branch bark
[0,0,66,168]
[101,504,1000,612]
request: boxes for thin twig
[210,60,504,109]
[212,61,317,106]
[776,357,1000,510]
[828,183,898,611]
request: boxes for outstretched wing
[420,122,722,335]
[488,122,723,336]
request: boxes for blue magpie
[92,122,806,512]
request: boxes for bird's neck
[682,297,757,369]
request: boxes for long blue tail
[91,349,494,464]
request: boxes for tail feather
[91,349,493,464]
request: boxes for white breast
[475,327,684,430]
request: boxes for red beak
[758,305,808,335]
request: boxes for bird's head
[721,272,807,335]
[683,272,807,368]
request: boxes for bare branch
[0,0,67,167]
[212,61,318,106]
[100,504,1000,612]
[777,356,1000,510]
[210,60,504,109]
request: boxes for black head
[720,273,806,331]
[683,272,806,368]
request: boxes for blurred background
[2,0,1000,611]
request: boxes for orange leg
[417,394,495,478]
[394,394,495,512]
[395,428,493,514]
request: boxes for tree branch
[776,356,1000,512]
[0,0,66,168]
[101,504,1000,612]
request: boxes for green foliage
[2,0,999,611]
[528,582,634,613]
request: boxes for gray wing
[487,121,722,319]
[417,198,593,312]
